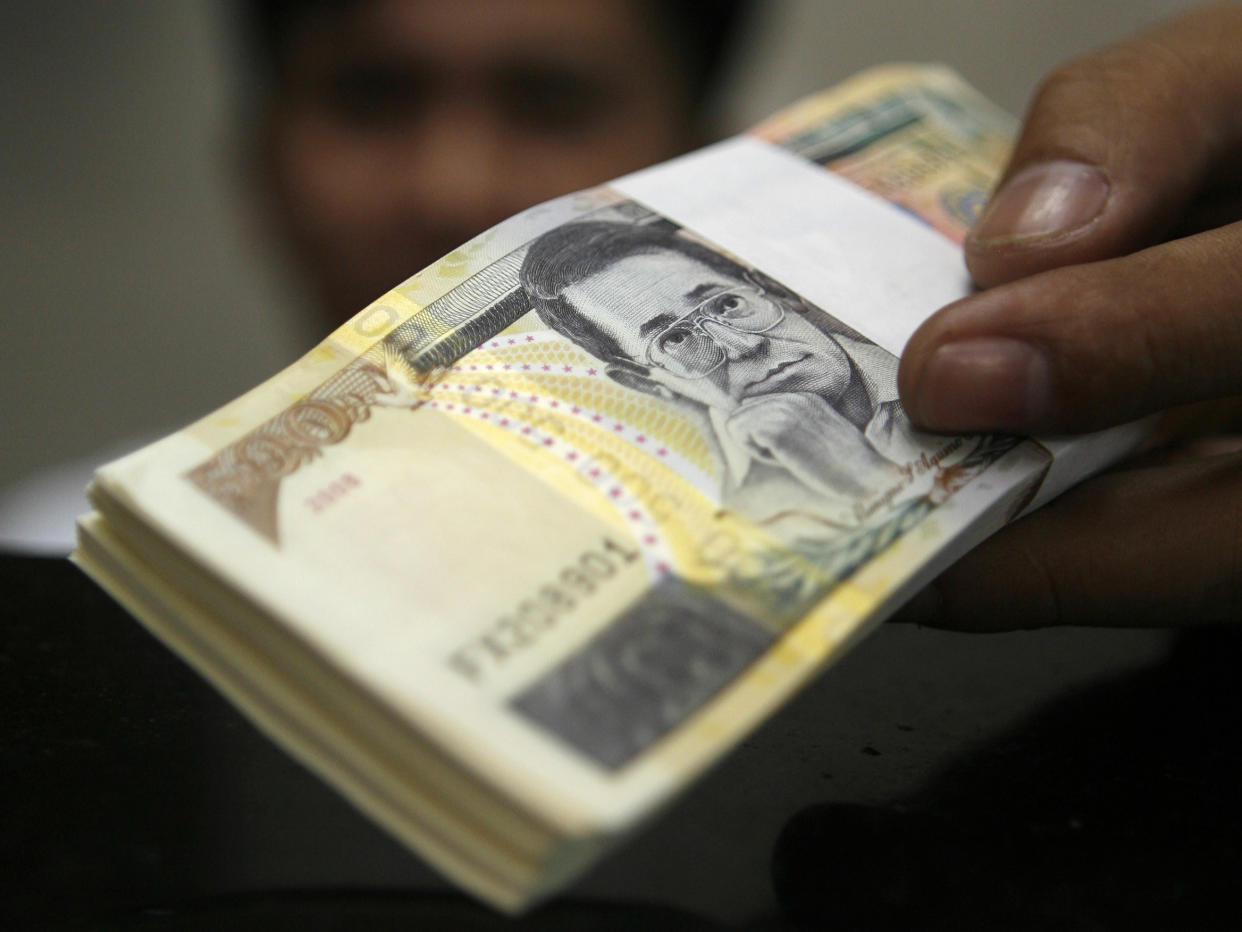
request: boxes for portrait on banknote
[503,210,1018,769]
[520,216,938,538]
[188,196,1015,563]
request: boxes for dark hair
[237,0,751,108]
[520,219,755,365]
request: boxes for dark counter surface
[4,552,1238,930]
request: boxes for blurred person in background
[247,0,751,331]
[0,0,750,552]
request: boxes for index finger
[964,4,1242,288]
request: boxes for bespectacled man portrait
[520,218,933,531]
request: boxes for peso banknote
[74,65,1145,910]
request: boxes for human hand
[896,4,1242,630]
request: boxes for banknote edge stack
[71,65,1148,912]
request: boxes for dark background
[7,553,1238,929]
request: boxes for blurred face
[261,0,697,329]
[563,251,855,414]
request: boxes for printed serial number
[448,536,639,683]
[305,473,360,513]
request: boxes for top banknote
[76,65,1142,910]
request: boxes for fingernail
[971,160,1110,246]
[915,337,1051,430]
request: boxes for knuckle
[1023,36,1210,158]
[1042,247,1232,422]
[1007,266,1162,422]
[1204,225,1242,305]
[1037,45,1157,104]
[1122,36,1213,138]
[1190,230,1242,393]
[1107,251,1175,409]
[1027,58,1102,119]
[1021,6,1242,174]
[1030,56,1097,104]
[1021,58,1126,161]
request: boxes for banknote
[74,65,1143,910]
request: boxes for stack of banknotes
[74,66,1144,911]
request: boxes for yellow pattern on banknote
[179,66,1029,776]
[76,66,1099,912]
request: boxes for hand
[725,391,896,498]
[896,4,1242,630]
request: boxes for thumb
[964,4,1242,288]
